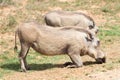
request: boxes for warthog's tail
[14,30,18,52]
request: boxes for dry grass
[0,0,120,80]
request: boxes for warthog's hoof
[67,65,78,68]
[63,62,82,68]
[26,66,30,70]
[20,68,27,72]
[63,62,74,67]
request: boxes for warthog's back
[45,11,95,27]
[44,11,99,35]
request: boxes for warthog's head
[87,37,106,64]
[95,50,106,64]
[84,16,99,35]
[87,25,99,36]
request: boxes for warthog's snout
[96,57,106,64]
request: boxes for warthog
[44,11,99,35]
[14,22,106,72]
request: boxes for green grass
[25,50,70,71]
[0,51,19,78]
[98,25,120,42]
[0,49,70,78]
[0,0,120,79]
[97,24,120,46]
[102,58,120,71]
[0,0,14,7]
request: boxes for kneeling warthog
[44,11,99,35]
[14,22,106,72]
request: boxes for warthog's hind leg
[19,42,30,72]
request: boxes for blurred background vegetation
[0,0,120,78]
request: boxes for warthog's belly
[31,41,68,56]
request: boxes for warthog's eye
[89,25,94,29]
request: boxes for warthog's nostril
[96,58,103,64]
[102,57,106,63]
[96,57,106,64]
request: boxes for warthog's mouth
[96,57,106,64]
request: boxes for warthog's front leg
[68,48,83,68]
[19,42,30,72]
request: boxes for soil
[1,0,120,80]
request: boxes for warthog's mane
[61,27,93,41]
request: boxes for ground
[1,37,120,80]
[0,0,120,80]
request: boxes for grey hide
[44,11,99,35]
[14,22,106,72]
